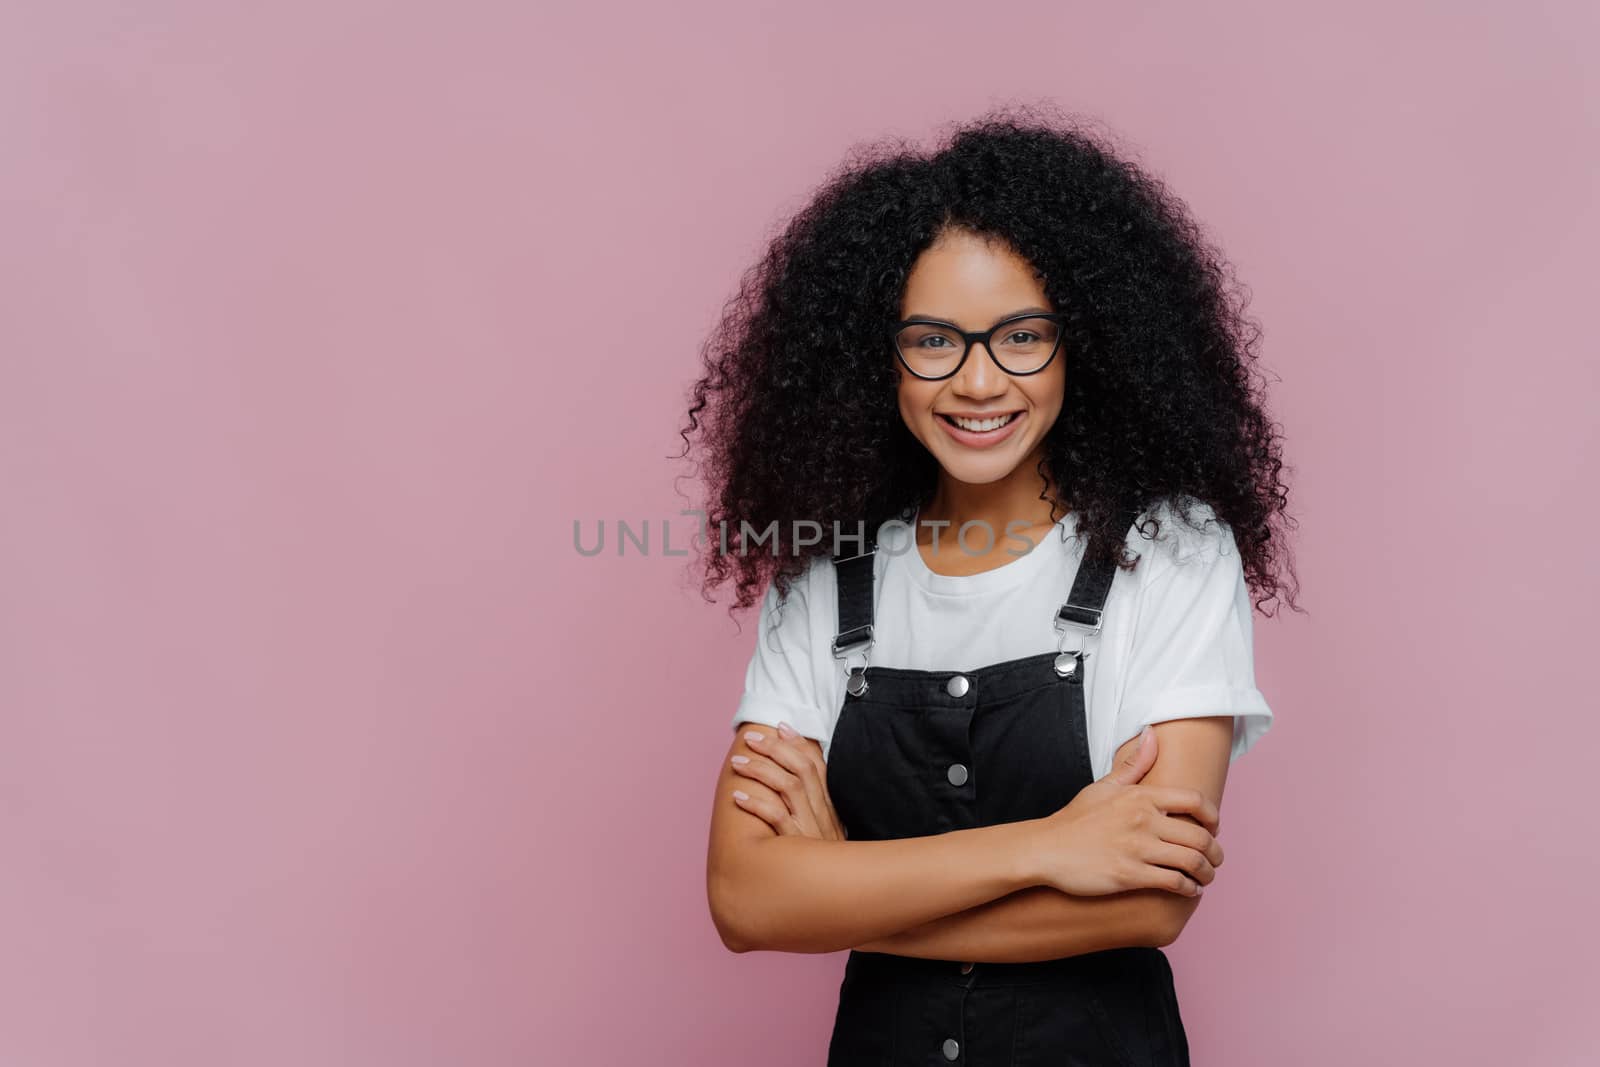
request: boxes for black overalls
[822,511,1190,1066]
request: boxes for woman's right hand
[1031,725,1224,897]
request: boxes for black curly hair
[676,103,1300,619]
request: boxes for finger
[747,727,830,833]
[739,728,817,824]
[760,723,847,841]
[729,782,792,834]
[1145,786,1220,835]
[1144,840,1217,887]
[779,736,846,841]
[806,775,846,840]
[779,721,827,778]
[729,753,823,836]
[1104,725,1156,785]
[778,724,847,840]
[730,787,804,836]
[1155,817,1224,868]
[1137,860,1202,897]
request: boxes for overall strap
[1053,505,1142,677]
[831,529,878,658]
[832,517,884,697]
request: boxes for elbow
[708,838,834,955]
[711,905,753,954]
[707,868,765,954]
[709,867,827,956]
[1146,894,1203,948]
[1149,912,1183,948]
[716,920,760,955]
[716,922,757,955]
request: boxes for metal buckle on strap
[833,626,873,697]
[1053,605,1100,680]
[831,625,874,657]
[1054,603,1103,633]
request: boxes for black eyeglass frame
[890,312,1068,381]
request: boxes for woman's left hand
[730,721,847,840]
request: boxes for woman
[684,107,1298,1066]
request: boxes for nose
[952,338,1008,398]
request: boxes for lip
[936,410,1025,449]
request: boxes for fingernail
[777,721,798,739]
[732,790,749,802]
[744,731,764,744]
[730,755,750,765]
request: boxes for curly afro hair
[676,104,1300,619]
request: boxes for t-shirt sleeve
[730,561,837,754]
[1115,514,1274,764]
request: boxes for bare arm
[857,884,1166,961]
[707,724,1043,954]
[854,716,1236,959]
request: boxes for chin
[930,450,1027,486]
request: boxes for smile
[936,411,1025,448]
[940,412,1020,432]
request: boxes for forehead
[901,230,1049,324]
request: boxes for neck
[919,454,1065,536]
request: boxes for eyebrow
[901,306,1055,324]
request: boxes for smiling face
[895,227,1066,492]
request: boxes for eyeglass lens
[895,317,1061,377]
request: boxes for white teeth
[948,413,1017,432]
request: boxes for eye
[918,335,953,349]
[1004,330,1040,344]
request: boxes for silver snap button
[946,763,969,787]
[945,674,969,698]
[942,1037,960,1060]
[959,961,974,974]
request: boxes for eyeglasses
[891,313,1067,381]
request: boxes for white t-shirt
[731,500,1273,778]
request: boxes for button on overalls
[822,510,1190,1066]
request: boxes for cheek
[897,381,937,424]
[1029,372,1066,417]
